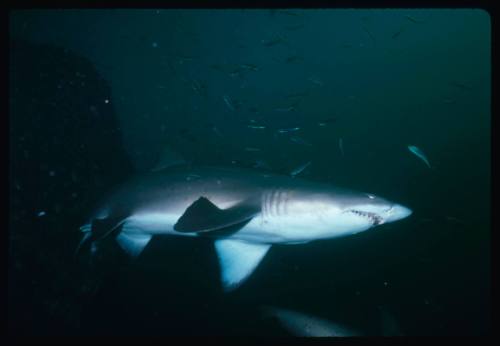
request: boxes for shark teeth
[349,209,383,226]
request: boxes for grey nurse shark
[260,305,404,336]
[77,152,412,292]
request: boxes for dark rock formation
[8,40,134,335]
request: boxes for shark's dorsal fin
[173,197,260,233]
[151,147,187,172]
[214,239,271,292]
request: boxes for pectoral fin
[214,239,271,292]
[174,197,260,233]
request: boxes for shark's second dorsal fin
[151,147,187,172]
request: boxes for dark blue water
[8,9,490,336]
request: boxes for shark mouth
[348,209,384,226]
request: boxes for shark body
[79,163,412,291]
[261,306,362,337]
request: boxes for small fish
[319,117,337,126]
[37,211,46,217]
[290,161,311,177]
[284,24,304,31]
[450,81,473,90]
[408,145,431,168]
[253,160,272,171]
[228,66,244,76]
[209,64,227,72]
[274,106,297,112]
[363,26,376,43]
[290,136,312,146]
[223,95,235,111]
[262,38,284,47]
[245,147,261,152]
[308,77,324,87]
[261,34,288,47]
[247,125,266,130]
[339,138,344,156]
[191,79,207,96]
[391,26,405,39]
[239,64,259,72]
[186,174,202,181]
[277,10,301,16]
[285,56,303,64]
[211,125,223,137]
[405,15,424,24]
[229,70,244,79]
[176,55,196,64]
[278,127,301,133]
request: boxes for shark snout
[384,204,412,223]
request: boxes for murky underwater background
[8,9,490,336]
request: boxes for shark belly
[123,212,189,236]
[229,214,336,244]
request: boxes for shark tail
[73,221,130,299]
[74,222,111,269]
[74,218,144,267]
[72,224,108,301]
[74,225,99,267]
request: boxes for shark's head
[281,186,412,241]
[332,192,412,232]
